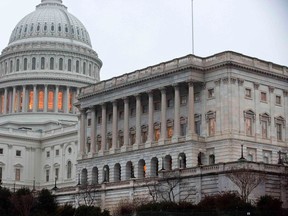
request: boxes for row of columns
[0,85,78,114]
[79,82,195,156]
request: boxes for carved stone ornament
[214,79,221,86]
[230,77,237,84]
[268,86,274,93]
[253,82,259,90]
[237,78,244,86]
[222,77,229,84]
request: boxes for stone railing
[79,51,288,97]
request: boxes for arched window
[164,155,172,170]
[178,153,186,169]
[16,59,20,72]
[38,90,44,111]
[243,110,255,136]
[138,159,146,179]
[28,90,34,111]
[89,64,92,76]
[5,62,8,74]
[150,157,158,177]
[59,58,63,71]
[68,59,72,71]
[67,161,72,179]
[48,90,54,111]
[76,60,79,73]
[41,57,45,70]
[103,165,109,182]
[10,60,13,73]
[92,167,98,184]
[50,57,54,70]
[126,161,134,180]
[83,62,86,74]
[24,58,28,71]
[81,168,88,185]
[114,163,121,182]
[32,57,36,70]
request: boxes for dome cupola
[8,0,92,48]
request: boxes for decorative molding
[268,86,274,93]
[253,82,259,90]
[230,77,237,84]
[222,77,229,84]
[259,113,271,125]
[283,90,288,97]
[214,79,221,86]
[237,78,244,86]
[205,110,216,122]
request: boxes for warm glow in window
[208,118,215,136]
[29,91,34,110]
[69,91,73,112]
[58,91,63,111]
[19,92,23,111]
[48,90,54,111]
[38,90,44,110]
[14,93,18,112]
[154,128,160,141]
[167,126,173,139]
[1,95,4,113]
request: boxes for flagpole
[191,0,195,55]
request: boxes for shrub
[256,195,282,210]
[74,205,105,216]
[57,204,75,216]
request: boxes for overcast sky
[0,0,287,80]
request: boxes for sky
[0,0,287,80]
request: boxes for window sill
[245,96,252,100]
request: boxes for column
[22,86,26,113]
[80,109,87,156]
[66,86,70,113]
[101,103,107,151]
[44,85,48,112]
[135,94,141,145]
[33,85,37,112]
[112,100,118,150]
[160,88,167,143]
[123,97,129,146]
[90,106,97,154]
[55,85,59,112]
[172,84,180,142]
[187,82,195,139]
[12,87,16,113]
[147,91,154,144]
[3,88,7,114]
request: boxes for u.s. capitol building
[0,0,288,210]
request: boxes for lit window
[38,90,44,110]
[276,96,281,105]
[48,90,54,111]
[208,88,214,98]
[16,150,21,157]
[245,88,252,98]
[15,169,20,181]
[208,118,215,136]
[58,91,63,111]
[167,126,173,139]
[69,91,73,112]
[245,118,252,136]
[28,90,34,111]
[260,92,267,102]
[154,128,160,141]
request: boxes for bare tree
[74,184,100,206]
[227,167,264,202]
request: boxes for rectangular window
[16,150,21,157]
[194,92,200,102]
[167,126,173,139]
[154,128,160,141]
[167,99,173,108]
[108,113,112,122]
[48,90,54,111]
[260,92,267,102]
[130,108,135,116]
[58,91,63,111]
[195,121,201,135]
[38,90,44,110]
[87,118,91,126]
[142,104,148,114]
[180,95,187,105]
[46,151,50,158]
[15,169,20,181]
[208,118,215,136]
[97,116,102,124]
[276,123,282,141]
[0,148,3,155]
[28,91,34,111]
[0,167,2,180]
[261,121,267,139]
[55,149,59,156]
[55,168,59,180]
[180,123,187,136]
[208,88,215,99]
[276,95,281,105]
[245,118,252,136]
[154,102,160,111]
[46,170,50,182]
[245,88,252,98]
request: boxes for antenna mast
[191,0,195,55]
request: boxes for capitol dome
[0,0,102,129]
[8,0,92,48]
